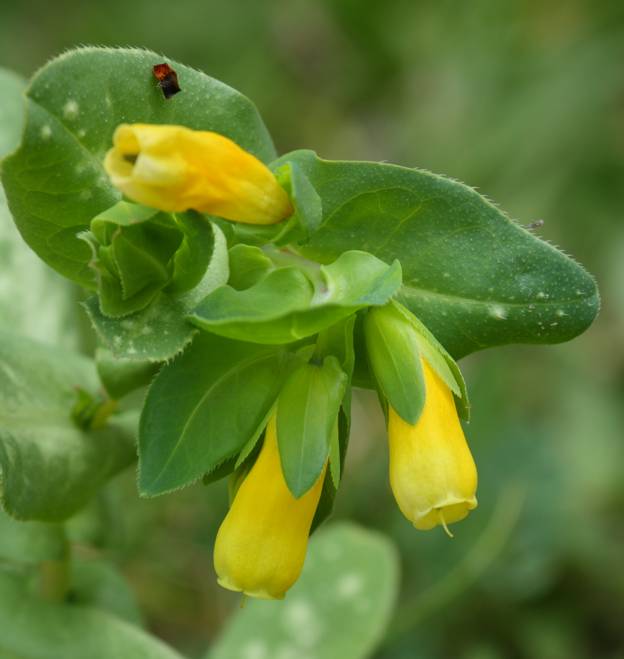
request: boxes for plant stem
[39,527,70,602]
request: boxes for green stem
[39,528,70,602]
[385,481,526,643]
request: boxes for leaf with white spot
[1,47,276,287]
[207,523,399,659]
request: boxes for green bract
[189,250,401,344]
[277,356,348,497]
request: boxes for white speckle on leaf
[113,335,122,346]
[556,309,567,317]
[443,272,450,278]
[121,319,135,331]
[284,599,323,647]
[63,99,79,120]
[536,291,548,299]
[77,128,87,138]
[141,325,153,335]
[40,125,52,140]
[242,640,268,659]
[337,573,364,599]
[79,190,92,200]
[489,304,507,320]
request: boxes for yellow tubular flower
[103,124,293,224]
[213,415,325,599]
[387,359,477,532]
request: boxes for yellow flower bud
[213,415,325,599]
[387,359,477,532]
[103,124,293,224]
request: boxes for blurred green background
[1,1,623,657]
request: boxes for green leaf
[85,221,229,362]
[1,46,276,287]
[189,250,401,344]
[139,333,291,496]
[274,150,599,359]
[208,523,399,659]
[276,357,348,497]
[0,67,25,158]
[0,571,183,659]
[0,331,136,520]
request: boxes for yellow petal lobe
[213,415,325,599]
[388,359,478,531]
[104,124,293,224]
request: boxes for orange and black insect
[153,63,181,99]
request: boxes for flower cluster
[104,124,478,599]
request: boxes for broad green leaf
[274,150,599,359]
[189,250,402,344]
[277,357,348,497]
[0,571,183,659]
[1,46,276,287]
[0,332,136,520]
[208,523,399,659]
[0,67,25,158]
[85,221,229,362]
[139,334,291,496]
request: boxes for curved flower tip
[213,415,325,599]
[388,359,477,532]
[104,123,293,224]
